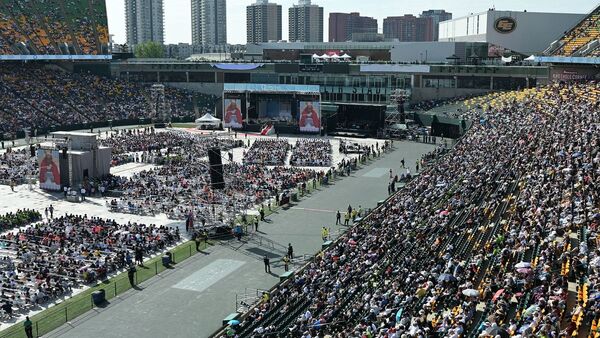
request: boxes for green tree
[134,41,164,58]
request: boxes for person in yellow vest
[261,292,270,303]
[321,226,329,242]
[344,212,350,226]
[282,255,290,271]
[351,209,358,222]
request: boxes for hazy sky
[105,0,597,44]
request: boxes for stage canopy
[223,83,321,95]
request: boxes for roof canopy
[196,113,220,123]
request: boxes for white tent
[195,113,221,129]
[501,56,513,63]
[330,54,340,59]
[311,53,320,60]
[340,53,351,59]
[524,55,536,61]
[320,54,331,60]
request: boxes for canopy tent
[501,56,513,63]
[320,54,331,60]
[311,53,320,60]
[524,55,536,61]
[340,53,351,59]
[195,113,221,129]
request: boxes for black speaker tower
[208,147,225,190]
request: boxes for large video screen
[37,149,61,191]
[0,0,110,60]
[223,98,243,129]
[258,100,292,121]
[298,101,321,133]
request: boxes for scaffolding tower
[383,89,410,137]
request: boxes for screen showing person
[298,101,321,132]
[224,99,243,128]
[38,149,61,191]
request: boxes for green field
[170,122,196,128]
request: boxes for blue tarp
[535,56,600,64]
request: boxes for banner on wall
[223,98,243,129]
[37,149,61,191]
[298,101,321,132]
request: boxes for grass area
[0,240,210,338]
[170,123,196,128]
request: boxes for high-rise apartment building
[247,0,282,43]
[420,10,452,41]
[383,15,434,42]
[191,0,227,45]
[289,0,323,42]
[125,0,164,45]
[329,12,378,42]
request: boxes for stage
[222,83,322,134]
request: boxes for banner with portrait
[223,98,243,129]
[298,101,321,132]
[37,149,61,191]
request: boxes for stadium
[0,1,599,338]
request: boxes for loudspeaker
[208,147,225,190]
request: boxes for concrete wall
[96,148,112,177]
[485,11,584,55]
[390,42,457,63]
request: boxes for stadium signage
[494,17,517,34]
[300,64,323,73]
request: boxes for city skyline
[105,0,595,45]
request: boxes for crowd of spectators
[290,139,332,167]
[553,7,600,56]
[243,139,290,166]
[0,209,41,232]
[0,214,181,318]
[0,0,108,55]
[100,128,189,157]
[409,95,480,112]
[0,148,36,185]
[0,65,195,134]
[107,133,318,225]
[222,82,600,338]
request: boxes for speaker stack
[207,147,225,190]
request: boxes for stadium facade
[108,59,549,117]
[439,10,585,55]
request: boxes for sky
[105,0,598,45]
